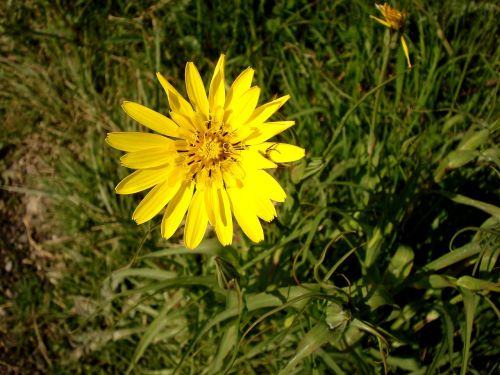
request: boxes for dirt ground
[0,132,61,374]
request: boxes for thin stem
[364,31,398,267]
[368,30,394,163]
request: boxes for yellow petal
[122,101,179,137]
[208,54,225,112]
[161,182,194,239]
[232,125,260,141]
[245,95,290,125]
[167,166,188,186]
[120,146,176,169]
[169,111,197,132]
[240,149,277,170]
[222,163,245,189]
[226,86,261,130]
[191,112,209,132]
[225,67,254,112]
[214,167,225,189]
[206,187,233,245]
[184,189,208,249]
[251,143,305,163]
[400,35,412,69]
[244,172,279,221]
[195,167,220,189]
[132,179,182,224]
[205,188,216,225]
[115,166,171,195]
[227,187,264,243]
[106,132,172,152]
[251,170,286,202]
[185,62,209,118]
[244,121,295,145]
[249,191,276,222]
[156,72,194,116]
[212,105,225,125]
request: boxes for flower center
[196,132,225,161]
[379,5,406,30]
[179,120,243,183]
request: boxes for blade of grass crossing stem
[175,287,321,373]
[426,340,447,375]
[279,322,333,374]
[231,324,303,369]
[125,301,174,374]
[210,290,241,374]
[233,292,327,371]
[316,348,346,374]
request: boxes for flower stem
[364,31,397,268]
[368,30,393,164]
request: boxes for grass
[1,0,499,373]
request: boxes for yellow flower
[106,55,305,249]
[372,3,406,30]
[370,3,412,68]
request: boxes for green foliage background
[1,0,498,374]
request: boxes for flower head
[107,55,305,249]
[371,3,412,68]
[372,3,406,30]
